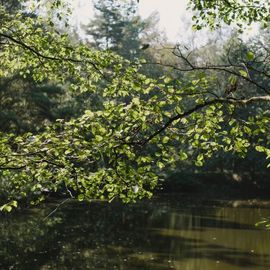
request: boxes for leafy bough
[1,0,270,210]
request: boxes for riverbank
[160,172,270,199]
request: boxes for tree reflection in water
[1,196,270,270]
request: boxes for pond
[1,194,270,270]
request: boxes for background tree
[86,0,161,60]
[0,0,21,12]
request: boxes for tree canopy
[0,0,270,211]
[189,0,270,30]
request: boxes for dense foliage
[189,0,270,30]
[0,0,269,210]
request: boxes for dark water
[1,195,270,270]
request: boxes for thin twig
[43,198,71,220]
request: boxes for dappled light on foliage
[0,0,270,210]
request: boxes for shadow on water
[1,195,270,270]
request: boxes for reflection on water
[1,195,270,270]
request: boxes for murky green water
[1,195,270,270]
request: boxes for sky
[72,0,190,42]
[71,0,260,44]
[138,0,189,41]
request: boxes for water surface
[1,195,270,270]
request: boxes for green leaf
[239,70,248,77]
[197,154,204,161]
[0,204,12,212]
[179,151,188,160]
[4,206,12,212]
[164,77,171,84]
[157,161,165,169]
[132,97,140,105]
[195,160,203,167]
[95,135,103,142]
[255,145,265,152]
[162,136,170,144]
[246,51,254,61]
[78,194,84,201]
[10,200,18,208]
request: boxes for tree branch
[0,32,104,77]
[145,61,270,95]
[141,96,270,145]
